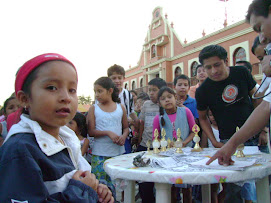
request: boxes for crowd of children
[0,43,268,203]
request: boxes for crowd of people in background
[1,0,271,202]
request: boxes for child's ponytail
[159,106,165,126]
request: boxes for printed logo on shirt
[222,84,238,103]
[11,199,28,203]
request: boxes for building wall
[124,7,260,91]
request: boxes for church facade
[124,7,259,92]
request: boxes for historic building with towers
[124,6,259,92]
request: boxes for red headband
[15,53,76,95]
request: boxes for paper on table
[190,157,257,171]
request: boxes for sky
[0,0,252,104]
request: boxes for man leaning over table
[196,44,268,203]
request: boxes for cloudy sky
[0,0,252,104]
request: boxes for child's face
[135,98,144,112]
[196,67,208,82]
[174,79,190,97]
[67,119,80,135]
[5,98,20,116]
[109,72,124,91]
[148,85,159,103]
[94,84,112,103]
[23,61,78,135]
[208,110,217,125]
[159,91,176,110]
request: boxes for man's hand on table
[206,142,235,166]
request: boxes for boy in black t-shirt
[196,45,267,203]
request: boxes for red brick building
[124,6,260,92]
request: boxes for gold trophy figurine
[235,127,245,158]
[191,124,203,152]
[167,138,172,149]
[146,140,152,155]
[152,129,160,154]
[175,128,183,153]
[160,128,168,152]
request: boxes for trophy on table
[191,124,203,152]
[146,139,152,155]
[160,128,168,152]
[153,129,160,154]
[175,128,183,153]
[235,127,245,158]
[167,138,172,149]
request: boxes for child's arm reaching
[116,104,129,146]
[81,138,90,156]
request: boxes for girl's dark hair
[251,36,261,55]
[3,96,16,115]
[73,112,88,138]
[158,86,176,126]
[94,77,120,103]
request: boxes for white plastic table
[104,150,271,203]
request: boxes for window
[191,61,198,77]
[132,81,136,90]
[124,83,128,89]
[233,47,246,64]
[175,67,182,77]
[140,78,143,88]
[151,45,156,58]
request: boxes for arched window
[233,47,246,64]
[140,78,143,88]
[175,67,182,77]
[124,83,128,89]
[191,61,198,77]
[132,81,136,90]
[151,45,156,58]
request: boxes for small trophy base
[191,147,203,152]
[161,147,167,152]
[153,148,160,154]
[236,151,245,158]
[176,148,183,153]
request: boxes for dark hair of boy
[235,61,253,73]
[107,64,125,77]
[137,92,150,101]
[246,0,271,23]
[174,74,191,87]
[157,86,176,126]
[148,78,167,89]
[199,45,228,65]
[251,36,261,55]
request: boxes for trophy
[160,128,168,152]
[235,127,245,158]
[191,124,203,152]
[167,138,172,149]
[146,139,152,155]
[175,128,183,153]
[152,129,160,154]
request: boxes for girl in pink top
[153,86,195,147]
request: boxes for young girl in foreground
[67,112,90,157]
[88,77,129,198]
[0,53,113,203]
[153,86,196,203]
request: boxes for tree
[78,95,92,105]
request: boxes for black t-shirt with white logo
[196,66,256,140]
